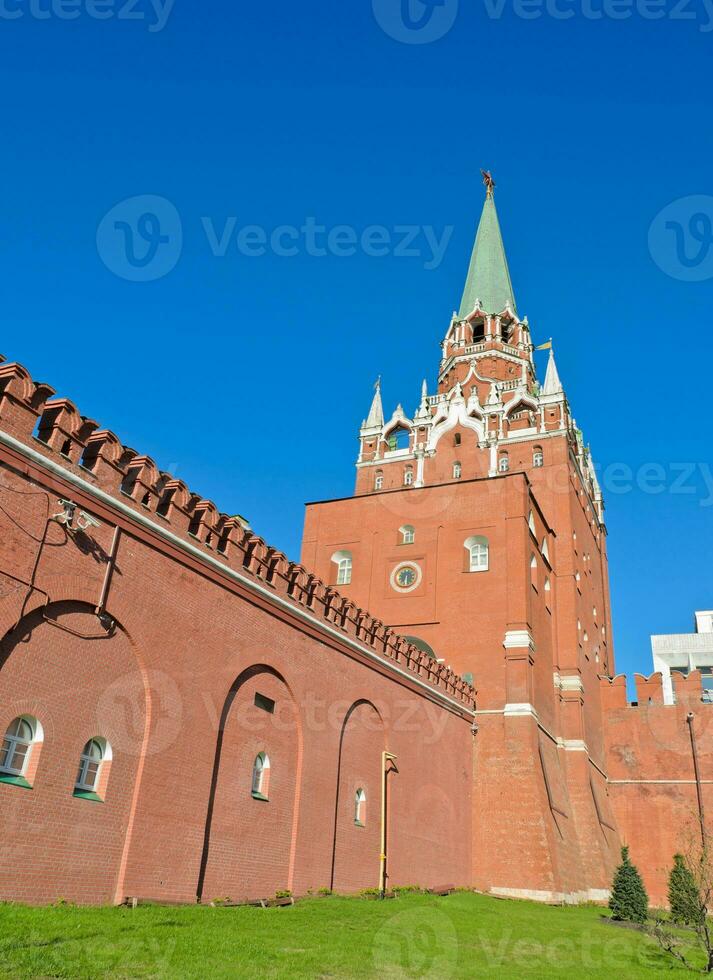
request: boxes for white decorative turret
[542,349,563,396]
[365,377,384,428]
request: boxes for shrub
[274,890,292,900]
[609,846,649,924]
[317,887,333,897]
[668,854,701,927]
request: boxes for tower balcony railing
[463,341,521,357]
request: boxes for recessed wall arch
[330,699,386,893]
[197,663,304,904]
[0,600,150,906]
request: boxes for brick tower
[301,174,621,900]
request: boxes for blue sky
[1,0,711,680]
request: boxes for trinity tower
[302,173,619,899]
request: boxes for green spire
[458,179,517,318]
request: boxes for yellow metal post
[379,752,398,895]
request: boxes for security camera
[77,511,101,531]
[53,499,77,526]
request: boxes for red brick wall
[601,672,713,906]
[0,407,473,905]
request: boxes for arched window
[388,427,410,451]
[332,550,352,586]
[404,466,414,486]
[252,752,270,800]
[528,510,536,535]
[453,461,462,480]
[453,432,462,447]
[1,716,41,782]
[374,470,383,491]
[498,453,509,473]
[533,447,544,468]
[541,538,549,562]
[74,737,111,799]
[400,525,415,545]
[354,788,366,826]
[464,535,489,573]
[530,554,538,589]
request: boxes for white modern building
[651,610,713,705]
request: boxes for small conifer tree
[668,853,701,927]
[609,845,649,923]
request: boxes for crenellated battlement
[0,355,476,711]
[599,670,709,709]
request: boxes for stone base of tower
[472,711,617,903]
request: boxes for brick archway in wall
[197,664,303,904]
[0,601,146,905]
[330,699,385,894]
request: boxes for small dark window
[454,433,461,447]
[254,693,275,714]
[140,490,151,507]
[60,438,72,458]
[156,489,174,517]
[80,443,100,471]
[120,469,139,496]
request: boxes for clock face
[396,566,417,588]
[391,562,422,593]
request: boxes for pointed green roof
[458,190,517,318]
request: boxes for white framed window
[499,454,509,473]
[464,535,489,573]
[354,787,366,826]
[404,468,414,486]
[0,716,38,777]
[400,525,415,545]
[252,752,270,799]
[453,461,462,480]
[374,470,383,491]
[533,448,544,468]
[332,550,353,586]
[75,738,110,795]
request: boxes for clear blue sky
[1,1,711,680]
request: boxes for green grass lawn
[0,891,700,978]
